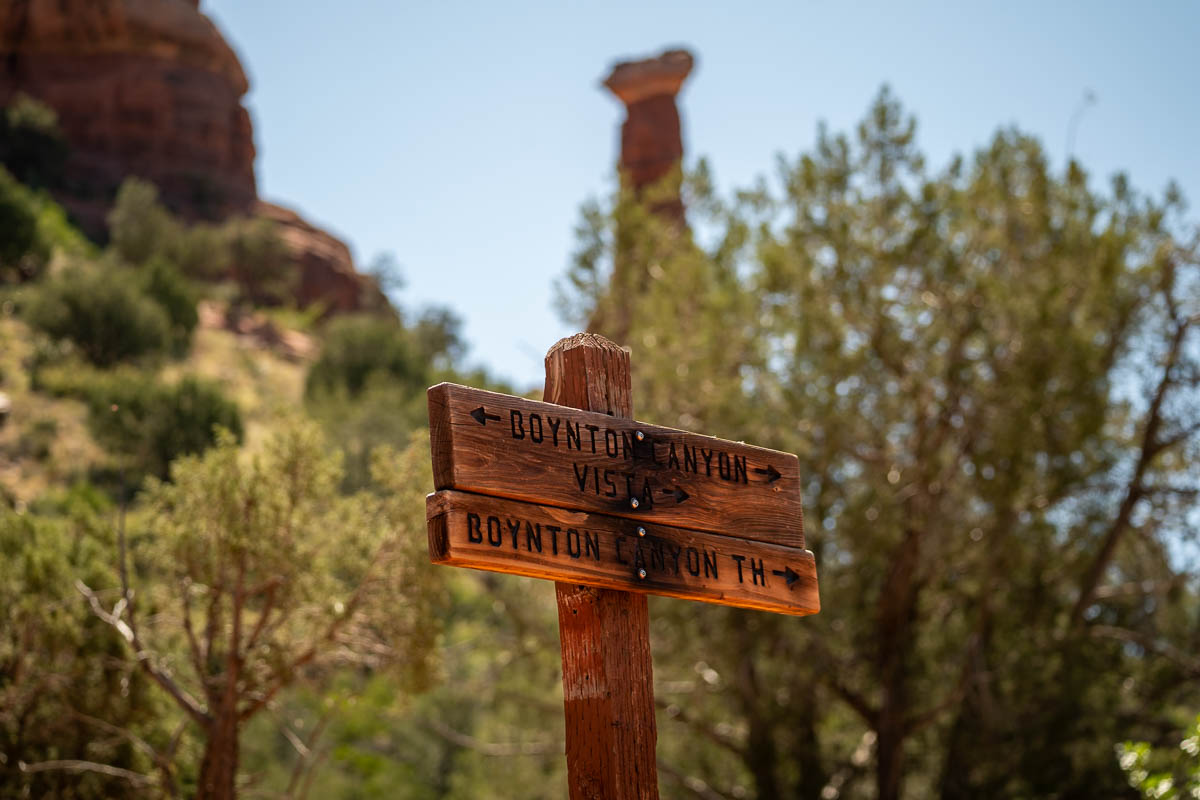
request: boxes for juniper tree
[563,88,1200,800]
[80,423,440,800]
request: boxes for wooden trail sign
[425,333,819,799]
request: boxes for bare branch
[1090,625,1200,678]
[656,697,747,758]
[427,717,561,757]
[1069,310,1193,629]
[76,580,210,726]
[657,758,735,800]
[242,579,280,655]
[19,759,153,787]
[72,711,179,799]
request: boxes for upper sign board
[428,383,805,548]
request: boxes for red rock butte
[0,0,384,313]
[603,47,693,217]
[0,0,256,233]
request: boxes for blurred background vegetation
[0,84,1197,800]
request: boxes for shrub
[24,266,171,366]
[225,217,295,306]
[0,167,49,283]
[81,370,243,482]
[107,178,175,267]
[139,257,198,355]
[0,94,67,190]
[305,315,428,400]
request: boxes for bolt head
[637,526,646,537]
[638,568,647,579]
[635,430,646,441]
[629,497,639,509]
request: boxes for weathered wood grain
[427,490,820,616]
[428,381,805,548]
[542,333,658,800]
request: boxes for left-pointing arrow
[470,407,502,426]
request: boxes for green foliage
[0,165,84,283]
[306,314,435,400]
[24,265,172,366]
[0,94,67,190]
[561,87,1200,799]
[107,178,176,268]
[0,166,47,282]
[304,309,498,491]
[35,364,243,484]
[128,423,440,792]
[82,371,243,483]
[0,487,169,799]
[225,217,296,306]
[139,257,199,356]
[107,177,293,298]
[1119,716,1200,800]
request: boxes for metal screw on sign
[630,497,639,509]
[637,526,646,537]
[638,568,648,580]
[635,430,646,441]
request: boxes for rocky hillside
[0,0,384,313]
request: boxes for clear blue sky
[204,0,1199,391]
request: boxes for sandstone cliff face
[257,201,387,315]
[0,0,256,236]
[0,0,383,314]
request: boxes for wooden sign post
[426,333,818,798]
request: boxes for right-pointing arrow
[661,486,690,504]
[771,566,800,588]
[754,464,782,483]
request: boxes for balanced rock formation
[0,0,256,235]
[591,48,695,342]
[0,0,383,314]
[603,48,694,223]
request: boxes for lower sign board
[427,489,820,616]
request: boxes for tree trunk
[874,527,922,800]
[196,706,239,800]
[792,682,827,800]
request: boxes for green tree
[0,94,67,190]
[139,258,200,357]
[0,166,48,283]
[0,485,174,799]
[78,422,440,800]
[304,310,488,491]
[107,178,227,282]
[25,266,172,367]
[224,217,295,307]
[81,372,243,483]
[563,88,1200,800]
[107,179,178,268]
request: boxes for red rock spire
[603,48,694,222]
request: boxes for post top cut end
[603,47,695,106]
[547,332,627,357]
